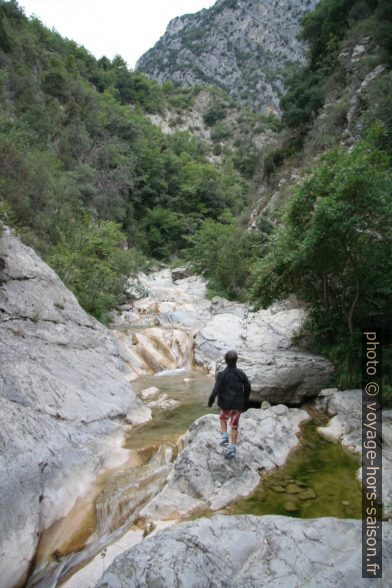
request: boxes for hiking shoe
[220,435,229,446]
[224,446,236,460]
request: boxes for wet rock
[146,395,180,411]
[125,405,152,426]
[270,485,286,493]
[283,501,298,512]
[139,406,309,520]
[140,387,160,400]
[97,516,392,587]
[298,488,317,500]
[116,326,194,380]
[286,483,303,494]
[0,230,147,588]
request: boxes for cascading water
[26,371,213,588]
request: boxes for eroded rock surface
[0,230,146,588]
[139,405,309,520]
[97,515,392,587]
[114,270,333,403]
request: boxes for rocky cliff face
[0,230,149,588]
[136,0,319,113]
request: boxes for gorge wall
[0,230,149,588]
[137,0,319,113]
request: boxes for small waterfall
[117,327,195,379]
[95,444,176,535]
[27,443,178,588]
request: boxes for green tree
[186,211,264,298]
[47,218,146,322]
[251,132,392,388]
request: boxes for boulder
[194,302,333,404]
[140,386,160,400]
[125,276,150,301]
[171,265,192,281]
[139,406,309,520]
[117,270,333,404]
[0,230,146,588]
[234,350,334,405]
[97,515,392,587]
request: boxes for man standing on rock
[208,350,251,460]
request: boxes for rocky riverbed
[2,237,390,588]
[139,405,309,520]
[113,268,334,403]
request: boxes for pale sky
[18,0,216,69]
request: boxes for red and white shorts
[219,409,241,429]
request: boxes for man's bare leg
[231,428,238,445]
[219,415,229,445]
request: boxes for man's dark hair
[224,350,238,366]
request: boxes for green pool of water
[227,415,362,519]
[125,371,217,449]
[127,373,363,519]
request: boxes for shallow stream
[27,372,362,587]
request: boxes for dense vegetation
[251,130,392,391]
[0,0,246,321]
[186,0,392,399]
[1,0,391,397]
[281,0,392,129]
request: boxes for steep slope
[0,229,149,588]
[0,1,251,321]
[183,0,392,393]
[136,0,319,113]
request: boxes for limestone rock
[125,405,152,425]
[140,386,160,400]
[97,515,392,587]
[125,276,149,301]
[194,301,333,404]
[139,406,309,520]
[0,230,146,588]
[118,268,333,404]
[116,326,194,380]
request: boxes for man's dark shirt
[208,365,251,410]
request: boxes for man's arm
[208,371,223,407]
[239,369,251,400]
